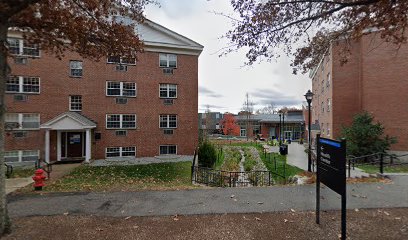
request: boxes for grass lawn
[43,161,197,192]
[358,164,408,174]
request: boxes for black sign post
[316,134,347,240]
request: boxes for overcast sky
[146,0,311,114]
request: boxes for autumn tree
[224,0,408,73]
[221,113,240,136]
[0,0,152,235]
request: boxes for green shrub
[198,141,217,168]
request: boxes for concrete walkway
[8,175,408,218]
[6,178,33,194]
[265,143,369,178]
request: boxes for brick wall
[6,49,199,160]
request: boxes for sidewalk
[8,175,408,218]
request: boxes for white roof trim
[41,112,96,130]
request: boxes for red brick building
[310,32,408,151]
[5,19,203,163]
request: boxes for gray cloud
[250,88,302,107]
[199,86,223,98]
[156,0,202,19]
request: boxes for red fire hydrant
[32,169,46,191]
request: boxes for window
[107,56,136,65]
[5,113,40,130]
[70,61,83,77]
[159,53,177,68]
[7,38,40,57]
[106,147,136,158]
[327,123,330,137]
[106,114,136,129]
[159,84,177,98]
[106,81,136,97]
[327,98,331,112]
[5,150,39,162]
[321,102,324,113]
[160,145,177,155]
[326,73,331,88]
[321,123,325,135]
[69,95,82,111]
[6,76,40,94]
[159,115,177,128]
[321,79,324,93]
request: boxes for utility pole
[246,93,249,141]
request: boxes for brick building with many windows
[5,19,203,163]
[310,31,408,151]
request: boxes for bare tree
[224,0,408,74]
[256,102,277,114]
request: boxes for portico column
[57,131,61,161]
[85,129,91,163]
[45,129,50,163]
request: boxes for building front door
[66,132,84,158]
[269,128,276,139]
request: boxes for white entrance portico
[40,112,96,163]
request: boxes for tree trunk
[0,20,11,236]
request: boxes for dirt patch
[4,208,408,240]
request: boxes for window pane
[159,115,168,128]
[70,95,82,111]
[22,150,39,162]
[160,146,168,155]
[22,42,40,57]
[106,147,120,157]
[107,115,120,128]
[168,54,177,68]
[121,57,136,65]
[122,115,136,128]
[107,56,120,64]
[160,84,168,98]
[23,77,40,93]
[70,61,83,77]
[22,114,40,129]
[5,151,19,162]
[7,38,20,55]
[159,54,168,67]
[6,76,20,92]
[168,146,177,154]
[122,147,135,157]
[169,115,177,128]
[123,82,136,96]
[107,81,121,96]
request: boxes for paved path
[6,178,33,194]
[266,143,369,178]
[8,176,408,218]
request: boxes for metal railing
[347,152,408,177]
[35,158,53,179]
[192,166,286,187]
[5,163,13,178]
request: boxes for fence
[192,166,286,187]
[347,152,408,177]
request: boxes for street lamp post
[279,113,282,144]
[304,90,314,172]
[282,112,285,142]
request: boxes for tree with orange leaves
[220,113,240,136]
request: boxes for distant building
[309,31,408,151]
[235,110,304,140]
[198,112,223,134]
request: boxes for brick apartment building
[4,19,203,163]
[310,31,408,151]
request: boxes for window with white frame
[160,145,177,155]
[327,123,330,136]
[326,73,331,88]
[327,98,331,112]
[5,113,40,130]
[70,60,83,77]
[4,150,39,162]
[321,102,324,113]
[106,114,136,129]
[159,115,177,128]
[321,79,324,93]
[69,95,82,111]
[106,147,136,158]
[159,84,177,98]
[7,38,40,57]
[6,76,40,94]
[159,53,177,68]
[107,56,136,65]
[106,81,136,97]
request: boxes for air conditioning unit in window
[116,97,128,104]
[163,129,174,135]
[15,57,28,65]
[14,94,28,102]
[163,99,174,105]
[115,130,127,136]
[163,68,173,75]
[13,131,27,138]
[116,64,128,72]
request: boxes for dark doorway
[67,132,84,158]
